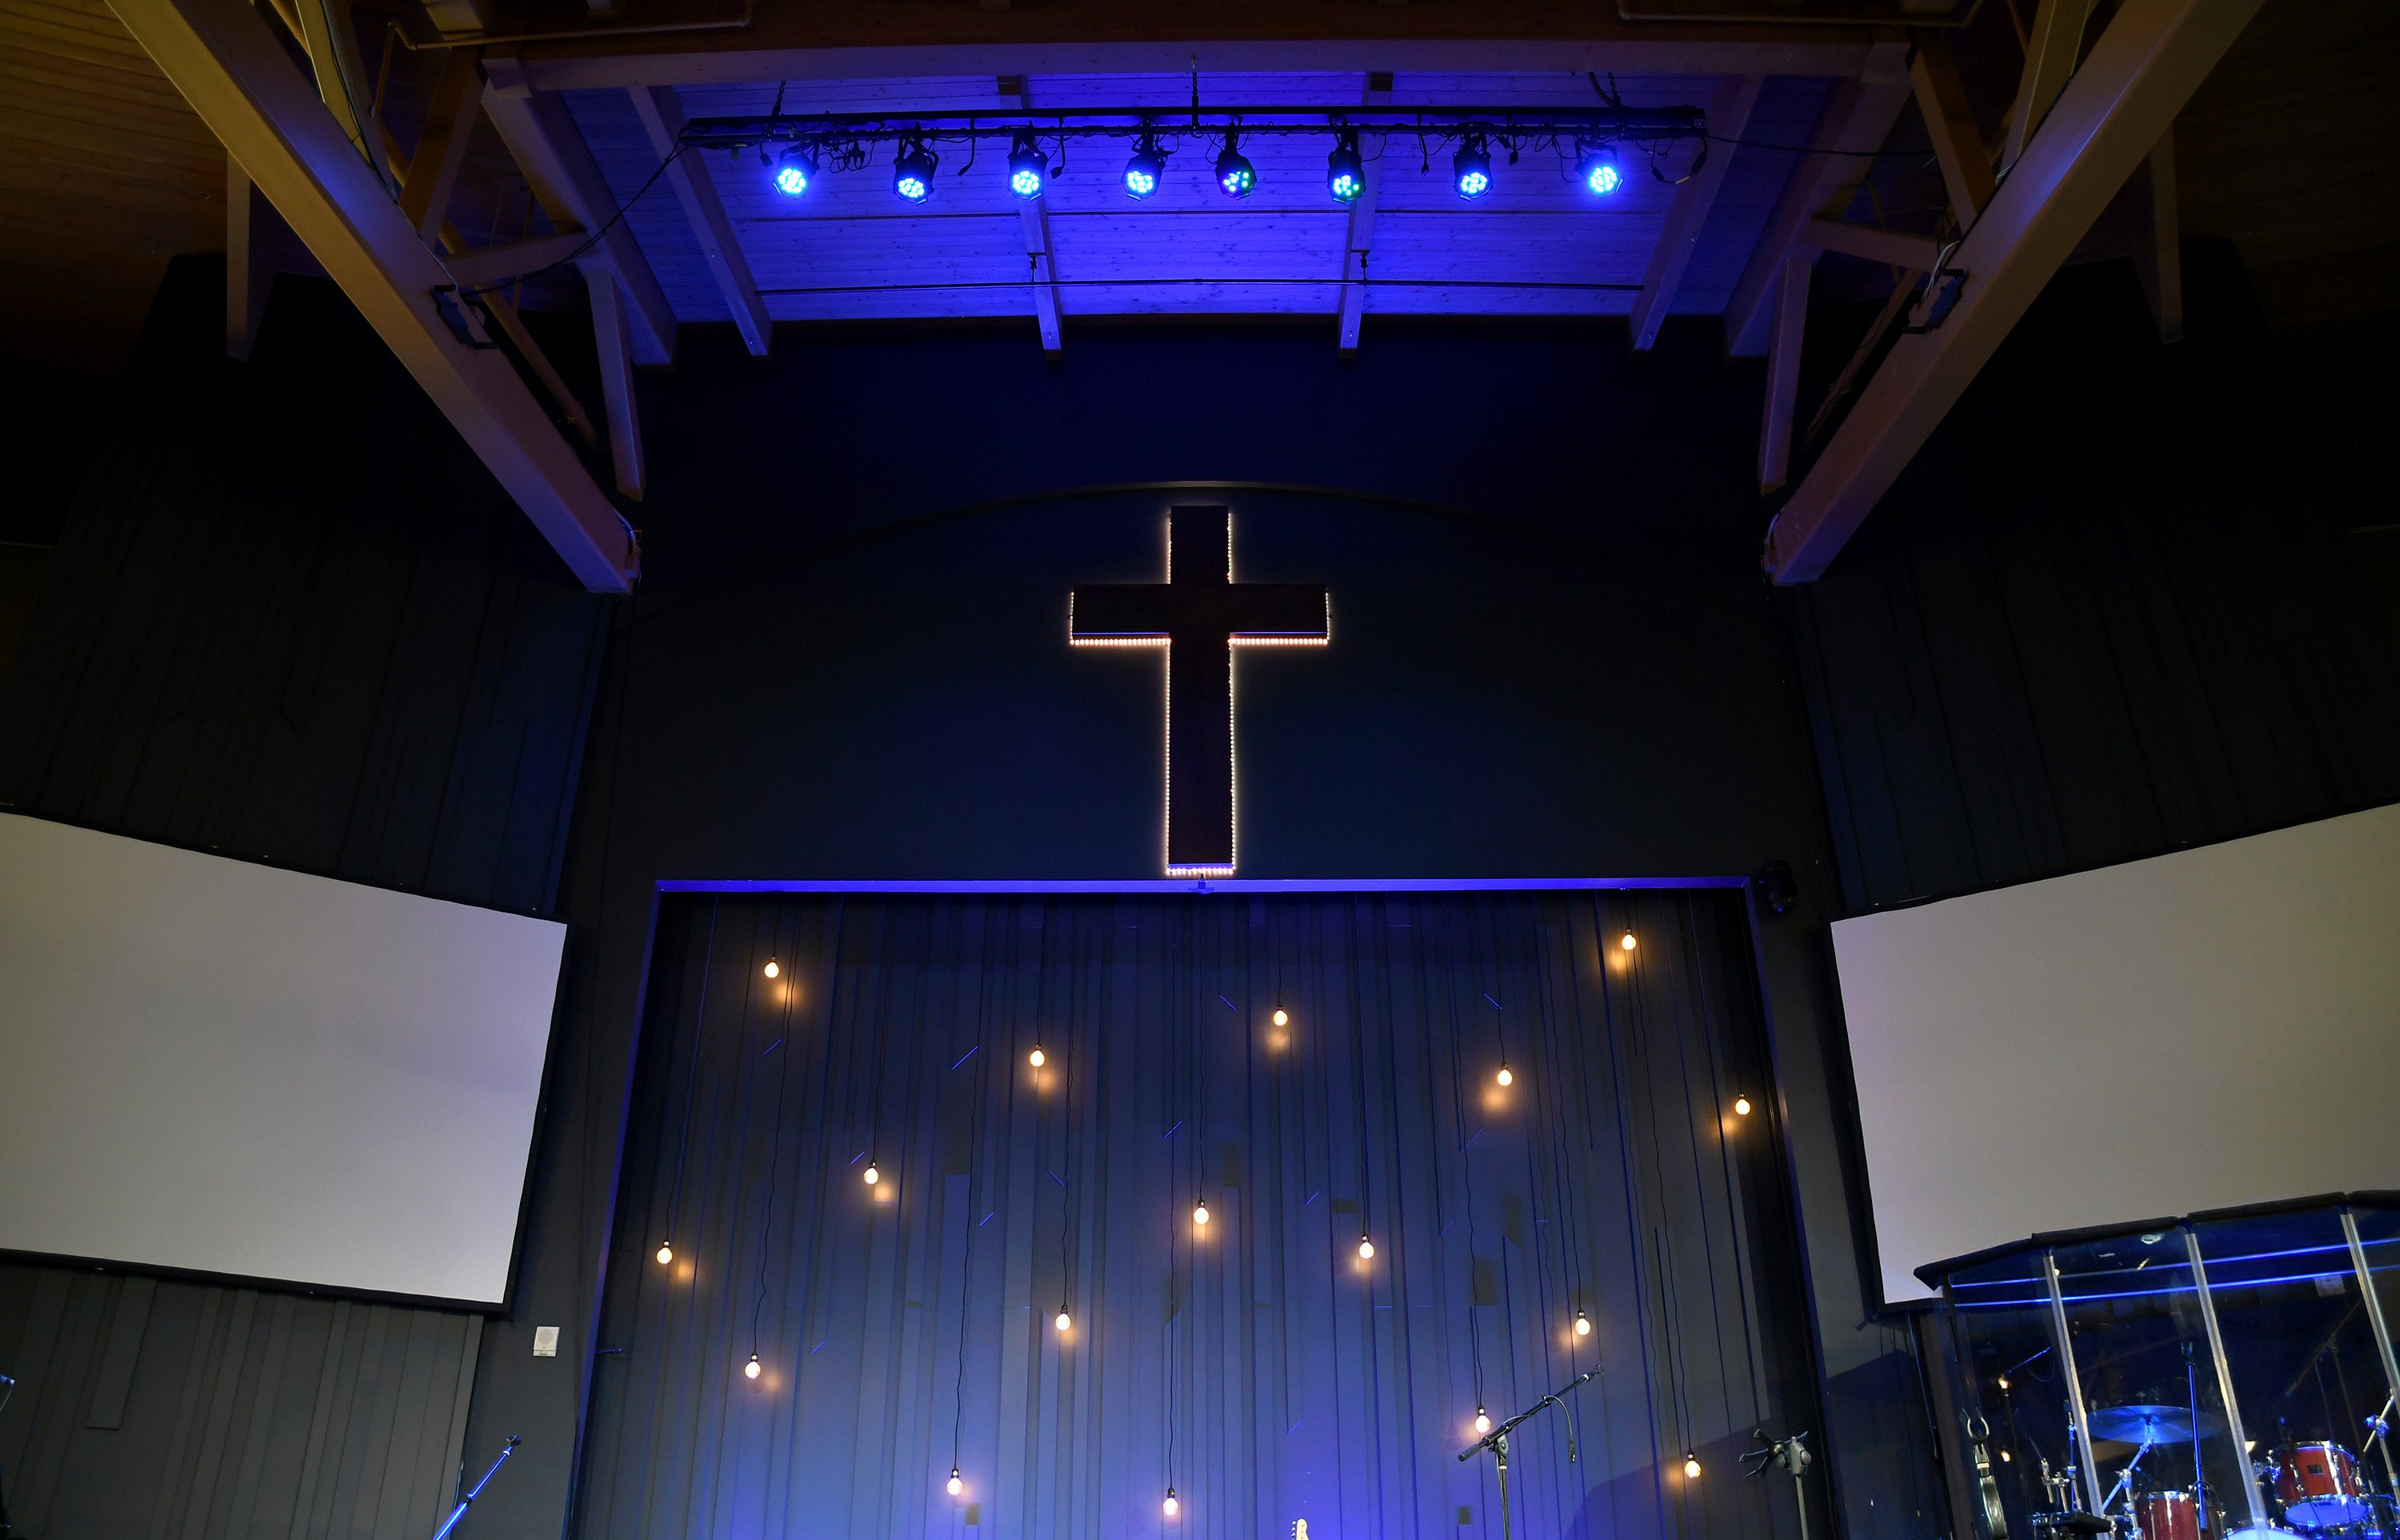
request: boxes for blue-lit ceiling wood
[562,71,1835,328]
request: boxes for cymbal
[2087,1405,2225,1442]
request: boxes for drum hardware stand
[2366,1396,2398,1532]
[1456,1367,1599,1540]
[1960,1412,2010,1540]
[2099,1433,2159,1518]
[1744,1429,1817,1540]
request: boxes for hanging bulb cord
[749,940,797,1362]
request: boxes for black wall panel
[0,259,609,1538]
[0,1271,479,1540]
[1784,253,2400,914]
[0,258,610,915]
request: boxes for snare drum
[2140,1490,2204,1540]
[2278,1444,2372,1528]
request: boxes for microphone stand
[429,1437,519,1540]
[1457,1368,1601,1540]
[1744,1429,1816,1540]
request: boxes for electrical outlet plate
[533,1325,560,1357]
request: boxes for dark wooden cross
[1070,506,1330,874]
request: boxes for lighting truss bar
[676,104,1707,151]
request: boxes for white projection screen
[0,814,565,1306]
[1834,803,2400,1306]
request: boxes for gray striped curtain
[577,890,1819,1540]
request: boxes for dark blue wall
[58,256,2374,1540]
[469,311,1916,1540]
[1783,249,2400,916]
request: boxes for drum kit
[2019,1399,2400,1540]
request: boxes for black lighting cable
[747,908,798,1377]
[448,132,700,301]
[951,962,994,1490]
[1452,972,1486,1417]
[660,897,721,1261]
[1527,928,1592,1462]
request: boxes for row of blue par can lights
[768,126,1626,205]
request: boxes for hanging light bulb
[1475,1406,1492,1435]
[655,1240,674,1265]
[1733,1094,1752,1116]
[1496,1063,1513,1087]
[1163,1487,1181,1518]
[1574,1310,1592,1338]
[1029,1044,1046,1068]
[1683,1452,1702,1480]
[1271,1008,1289,1028]
[1997,1374,2010,1391]
[762,958,780,978]
[744,1352,762,1380]
[863,1161,880,1186]
[1358,1234,1374,1260]
[1055,1307,1072,1332]
[1192,1201,1210,1226]
[2001,1450,2013,1463]
[1620,929,1638,951]
[948,1467,964,1498]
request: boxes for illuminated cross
[1070,506,1330,875]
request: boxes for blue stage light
[893,138,937,203]
[1123,126,1167,199]
[771,146,815,198]
[1326,128,1364,205]
[1008,130,1046,199]
[1578,141,1622,196]
[1215,133,1255,198]
[1453,131,1492,199]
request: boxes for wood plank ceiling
[564,71,1834,327]
[0,0,222,380]
[0,0,2393,377]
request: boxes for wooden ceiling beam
[1762,0,2264,584]
[503,37,1881,95]
[587,267,646,498]
[1336,70,1391,358]
[2139,127,2181,343]
[113,0,638,591]
[1628,73,1761,354]
[2001,0,2098,173]
[1804,216,1941,270]
[438,227,590,290]
[1758,254,1810,493]
[481,78,677,366]
[1723,39,1911,357]
[398,46,481,240]
[1006,77,1063,357]
[1910,30,1994,223]
[628,85,771,357]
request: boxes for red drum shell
[2138,1490,2203,1540]
[2276,1443,2370,1528]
